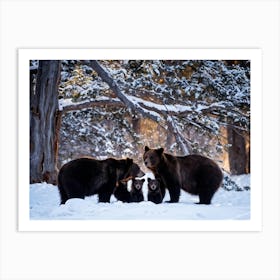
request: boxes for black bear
[57,157,143,204]
[143,146,223,204]
[147,178,163,204]
[130,178,145,202]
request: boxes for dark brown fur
[147,178,163,204]
[58,157,142,204]
[130,178,145,202]
[114,180,131,203]
[143,146,223,204]
[114,178,144,203]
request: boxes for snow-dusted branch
[59,97,122,112]
[89,60,162,123]
[83,61,194,153]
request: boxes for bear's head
[129,163,145,178]
[116,158,134,181]
[132,178,145,191]
[147,178,160,191]
[143,146,164,170]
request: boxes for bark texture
[227,127,248,175]
[30,60,61,184]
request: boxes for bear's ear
[126,158,133,165]
[157,148,164,155]
[145,146,150,152]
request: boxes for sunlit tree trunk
[227,126,248,175]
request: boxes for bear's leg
[66,182,86,201]
[166,186,180,203]
[58,186,68,205]
[58,183,85,204]
[197,189,214,205]
[114,186,131,202]
[195,165,222,204]
[158,192,163,204]
[98,191,112,203]
[160,185,166,199]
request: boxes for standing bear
[143,146,223,204]
[58,157,143,204]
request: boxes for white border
[18,49,262,232]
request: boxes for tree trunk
[227,126,247,175]
[30,60,61,184]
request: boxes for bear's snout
[150,184,157,190]
[144,159,153,168]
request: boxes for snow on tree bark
[30,60,61,184]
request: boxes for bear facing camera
[143,146,223,204]
[147,178,163,204]
[130,178,145,202]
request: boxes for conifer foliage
[30,59,250,183]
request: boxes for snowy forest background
[30,59,250,186]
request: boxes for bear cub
[147,178,163,204]
[130,178,145,202]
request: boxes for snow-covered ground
[30,174,250,220]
